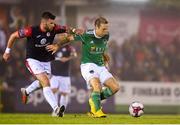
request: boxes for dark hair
[94,17,108,28]
[41,11,56,20]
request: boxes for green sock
[91,92,101,111]
[100,87,113,100]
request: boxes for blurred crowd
[0,6,30,111]
[0,7,29,88]
[109,35,180,82]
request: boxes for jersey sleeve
[54,25,67,34]
[18,27,32,38]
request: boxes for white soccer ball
[129,101,144,117]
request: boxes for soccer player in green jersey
[46,17,120,118]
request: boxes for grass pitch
[0,113,180,124]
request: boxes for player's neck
[94,30,102,38]
[40,23,47,32]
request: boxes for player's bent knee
[104,78,120,93]
[109,82,120,94]
[113,83,120,93]
[36,75,50,87]
[91,84,101,92]
[91,83,101,92]
[41,81,50,87]
[111,80,120,93]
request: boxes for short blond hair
[94,17,108,28]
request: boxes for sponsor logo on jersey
[90,46,96,51]
[90,46,105,54]
[35,43,50,47]
[35,38,49,47]
[40,38,47,45]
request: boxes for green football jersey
[74,29,109,66]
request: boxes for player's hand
[71,28,84,35]
[46,44,59,54]
[74,29,84,35]
[67,34,75,41]
[3,53,10,62]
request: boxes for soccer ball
[129,101,144,117]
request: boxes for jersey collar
[93,30,102,39]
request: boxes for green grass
[0,113,180,124]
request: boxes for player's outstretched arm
[3,31,20,62]
[57,33,75,46]
[57,28,84,46]
[46,28,84,54]
[46,33,74,54]
[46,44,59,54]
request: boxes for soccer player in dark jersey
[50,44,77,116]
[46,17,120,118]
[23,43,77,117]
[3,11,74,117]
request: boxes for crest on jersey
[40,38,47,44]
[46,32,50,37]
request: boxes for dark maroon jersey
[18,25,67,62]
[51,45,75,76]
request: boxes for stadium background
[0,0,180,115]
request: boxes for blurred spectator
[117,34,180,82]
[9,7,26,30]
[0,21,6,51]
